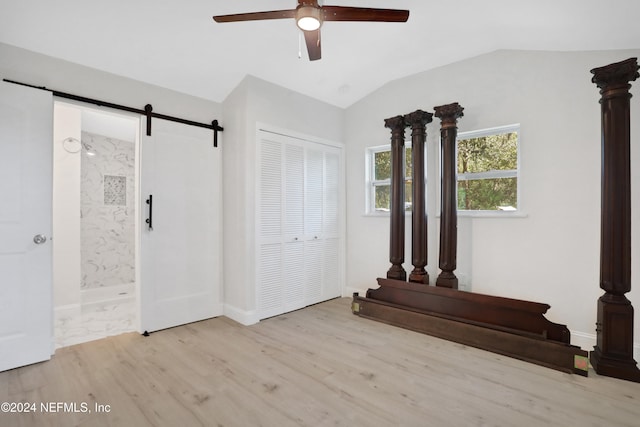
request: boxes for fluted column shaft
[434,103,464,289]
[384,115,408,281]
[405,110,433,284]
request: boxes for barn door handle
[146,195,153,230]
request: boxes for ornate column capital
[434,102,465,129]
[384,115,408,132]
[404,109,433,129]
[591,57,639,91]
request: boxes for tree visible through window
[370,145,413,212]
[457,126,518,211]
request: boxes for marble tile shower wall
[81,131,135,289]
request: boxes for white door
[140,119,222,333]
[256,129,344,320]
[0,81,53,371]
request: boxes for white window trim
[365,142,413,216]
[454,124,523,217]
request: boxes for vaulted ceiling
[1,0,639,108]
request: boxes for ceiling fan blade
[321,6,409,22]
[213,9,296,23]
[303,29,322,61]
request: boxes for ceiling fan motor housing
[296,5,322,31]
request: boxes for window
[367,144,413,213]
[456,125,519,211]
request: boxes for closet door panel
[284,144,304,239]
[257,137,284,317]
[283,240,305,311]
[323,237,341,299]
[259,139,283,242]
[324,150,340,238]
[305,148,324,237]
[257,243,283,317]
[304,238,324,305]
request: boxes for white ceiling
[1,0,639,108]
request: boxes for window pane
[457,177,517,210]
[405,181,412,211]
[374,183,414,212]
[374,151,391,180]
[369,145,416,213]
[457,132,517,174]
[405,147,412,179]
[374,185,390,211]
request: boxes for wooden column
[434,103,464,289]
[405,110,433,284]
[589,57,640,382]
[384,115,408,281]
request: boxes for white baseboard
[223,304,259,326]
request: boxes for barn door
[0,81,53,371]
[140,119,222,333]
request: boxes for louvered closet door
[322,150,342,299]
[257,138,284,318]
[257,129,343,320]
[258,139,307,317]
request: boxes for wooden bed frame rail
[352,279,588,376]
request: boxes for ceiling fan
[213,1,409,61]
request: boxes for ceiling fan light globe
[297,16,320,31]
[296,6,321,31]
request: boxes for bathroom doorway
[53,101,140,348]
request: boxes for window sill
[456,210,528,218]
[363,211,412,218]
[363,211,528,218]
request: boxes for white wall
[52,104,81,308]
[222,75,344,324]
[0,42,221,126]
[344,49,640,354]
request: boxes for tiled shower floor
[54,298,137,348]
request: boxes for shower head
[61,137,96,156]
[83,142,96,156]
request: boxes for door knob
[33,234,47,244]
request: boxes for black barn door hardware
[146,195,153,230]
[212,120,224,148]
[2,78,224,145]
[145,104,153,136]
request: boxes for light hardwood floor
[1,297,639,427]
